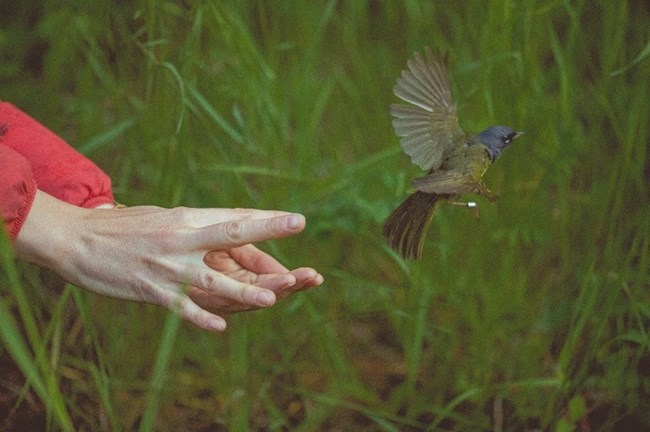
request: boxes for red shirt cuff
[0,102,114,208]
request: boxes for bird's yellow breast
[440,143,491,180]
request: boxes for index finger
[185,213,306,250]
[182,207,295,228]
[206,245,291,274]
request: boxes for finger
[260,270,322,300]
[186,213,306,250]
[254,269,322,300]
[251,273,297,291]
[189,266,277,307]
[179,207,295,228]
[161,292,228,332]
[220,244,291,274]
[289,267,324,290]
[187,286,259,315]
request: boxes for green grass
[1,0,649,430]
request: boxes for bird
[383,47,524,260]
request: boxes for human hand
[15,191,323,332]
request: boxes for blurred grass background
[1,0,649,430]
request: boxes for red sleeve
[0,102,114,208]
[0,144,37,240]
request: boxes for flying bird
[383,48,524,259]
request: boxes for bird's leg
[476,182,499,202]
[448,200,480,218]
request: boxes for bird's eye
[501,133,516,145]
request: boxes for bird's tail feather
[382,191,440,260]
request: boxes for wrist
[14,190,87,271]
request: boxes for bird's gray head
[477,126,523,161]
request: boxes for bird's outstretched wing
[390,47,465,171]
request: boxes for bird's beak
[514,131,525,139]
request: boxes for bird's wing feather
[391,104,443,170]
[411,170,476,195]
[391,47,465,171]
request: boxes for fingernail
[256,291,276,306]
[286,214,304,230]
